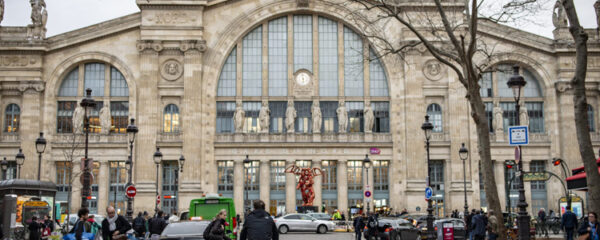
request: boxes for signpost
[125,185,137,198]
[365,190,372,198]
[425,187,433,200]
[156,195,161,205]
[508,126,529,146]
[522,172,550,182]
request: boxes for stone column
[260,160,270,210]
[97,161,109,216]
[285,159,296,214]
[495,161,507,210]
[233,160,244,216]
[19,86,42,180]
[70,158,83,212]
[337,159,348,214]
[313,160,322,212]
[523,161,533,215]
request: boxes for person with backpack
[353,213,365,240]
[203,209,231,240]
[365,214,379,240]
[71,208,90,240]
[239,200,278,240]
[148,211,168,239]
[133,212,146,238]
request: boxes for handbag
[62,221,95,240]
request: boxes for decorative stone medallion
[161,59,183,81]
[293,69,314,98]
[423,59,444,81]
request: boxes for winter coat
[578,220,600,240]
[353,216,365,232]
[28,221,42,240]
[471,214,487,237]
[101,215,132,240]
[206,219,231,240]
[562,211,579,229]
[148,216,168,235]
[239,209,279,240]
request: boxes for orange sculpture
[285,164,323,206]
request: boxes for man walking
[562,207,579,240]
[239,200,279,240]
[471,210,487,240]
[353,214,365,240]
[538,208,548,237]
[149,211,168,240]
[101,206,132,240]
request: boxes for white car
[274,213,335,234]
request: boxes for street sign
[508,126,529,145]
[514,146,521,164]
[79,171,94,186]
[370,148,381,155]
[156,195,161,205]
[425,187,433,200]
[125,185,137,198]
[523,172,550,181]
[364,190,372,198]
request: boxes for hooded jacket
[239,209,279,240]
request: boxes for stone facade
[0,0,599,217]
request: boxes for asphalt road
[280,232,355,240]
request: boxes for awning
[566,159,600,191]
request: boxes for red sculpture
[285,165,323,206]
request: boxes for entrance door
[162,162,179,215]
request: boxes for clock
[296,72,311,86]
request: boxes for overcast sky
[1,0,597,38]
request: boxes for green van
[189,194,237,239]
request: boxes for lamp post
[363,154,372,215]
[153,147,163,214]
[35,132,47,181]
[506,65,530,240]
[243,155,251,214]
[80,88,97,209]
[421,115,434,240]
[125,118,138,222]
[1,158,8,180]
[177,155,185,211]
[458,143,469,219]
[16,148,25,179]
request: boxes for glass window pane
[269,17,288,97]
[344,27,364,97]
[526,102,544,133]
[218,48,237,97]
[320,101,338,133]
[218,161,234,194]
[496,65,514,98]
[321,160,337,191]
[164,104,180,133]
[427,104,443,132]
[347,161,362,191]
[110,101,129,133]
[370,50,389,97]
[59,68,79,97]
[501,102,517,132]
[216,102,235,133]
[523,68,543,97]
[269,102,287,133]
[4,104,20,133]
[84,63,105,97]
[293,15,313,72]
[243,102,261,133]
[347,101,364,133]
[372,102,389,133]
[110,67,129,97]
[318,17,338,97]
[57,101,77,133]
[243,27,263,97]
[270,160,286,191]
[295,102,312,133]
[479,72,492,98]
[374,160,389,191]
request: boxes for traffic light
[552,158,563,166]
[505,160,515,169]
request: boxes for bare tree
[561,0,600,214]
[59,131,84,231]
[332,0,556,238]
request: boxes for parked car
[160,220,211,239]
[306,213,332,221]
[274,214,335,234]
[417,218,465,240]
[363,218,421,240]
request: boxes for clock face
[296,72,310,86]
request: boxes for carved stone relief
[292,69,314,98]
[0,55,37,67]
[146,12,197,25]
[423,59,444,81]
[161,59,183,81]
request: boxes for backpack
[368,218,377,228]
[202,220,217,239]
[133,217,145,232]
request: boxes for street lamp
[15,148,25,179]
[421,115,434,240]
[458,143,469,219]
[243,155,251,214]
[1,158,8,180]
[552,158,572,210]
[179,155,185,173]
[363,154,372,214]
[80,88,97,209]
[35,132,47,181]
[153,147,163,213]
[125,118,138,222]
[506,65,530,240]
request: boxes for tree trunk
[563,0,600,214]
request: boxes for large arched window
[57,63,129,133]
[216,14,390,134]
[4,104,20,133]
[163,104,180,133]
[426,104,443,132]
[589,104,595,132]
[480,64,545,133]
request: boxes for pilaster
[285,159,296,214]
[19,84,43,180]
[70,158,83,212]
[259,160,270,210]
[97,161,109,216]
[313,160,322,212]
[337,159,348,214]
[233,160,244,217]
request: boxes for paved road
[281,232,355,240]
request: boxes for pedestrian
[168,210,179,223]
[353,214,365,240]
[41,215,54,238]
[143,211,151,239]
[86,215,102,235]
[72,208,89,240]
[538,208,548,237]
[365,214,378,240]
[101,206,132,240]
[204,209,231,240]
[28,216,43,240]
[148,210,168,240]
[332,209,342,220]
[466,209,475,240]
[578,212,599,240]
[471,210,487,240]
[133,212,147,238]
[239,200,279,240]
[562,206,579,240]
[487,210,499,240]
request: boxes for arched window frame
[4,104,20,133]
[163,104,181,133]
[426,103,443,133]
[56,62,130,134]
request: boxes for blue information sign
[425,187,433,200]
[509,126,529,145]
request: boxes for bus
[189,194,237,239]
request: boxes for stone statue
[28,0,47,40]
[311,101,322,133]
[493,105,503,133]
[337,101,348,133]
[285,100,296,133]
[0,0,5,25]
[72,105,85,134]
[364,102,374,133]
[99,105,111,134]
[552,0,568,28]
[259,100,270,133]
[519,106,529,127]
[234,100,245,133]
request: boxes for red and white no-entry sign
[156,195,161,205]
[125,185,137,198]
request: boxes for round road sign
[126,185,137,198]
[156,195,161,205]
[365,190,372,198]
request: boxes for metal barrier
[333,220,354,232]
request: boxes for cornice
[0,81,45,93]
[478,19,554,54]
